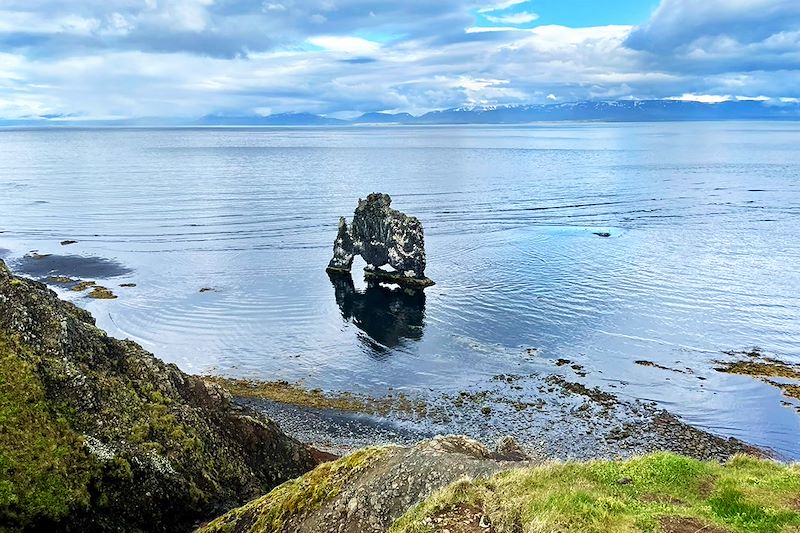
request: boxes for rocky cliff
[0,260,316,532]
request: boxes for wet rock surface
[235,366,766,463]
[0,260,316,532]
[327,193,433,287]
[239,398,433,456]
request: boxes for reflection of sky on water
[0,122,798,457]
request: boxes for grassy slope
[390,453,800,533]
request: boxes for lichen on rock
[327,193,434,287]
[197,435,531,533]
[0,259,316,532]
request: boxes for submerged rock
[327,193,434,287]
[0,260,316,531]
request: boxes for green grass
[389,453,800,533]
[0,333,95,527]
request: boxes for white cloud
[263,3,288,11]
[626,0,800,73]
[667,93,731,103]
[0,11,100,35]
[477,0,528,14]
[0,0,799,118]
[307,36,381,53]
[465,26,523,33]
[484,12,539,25]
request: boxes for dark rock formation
[327,194,434,287]
[0,259,316,532]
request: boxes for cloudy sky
[1,0,799,119]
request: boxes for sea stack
[327,193,434,287]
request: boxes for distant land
[3,99,800,127]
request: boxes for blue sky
[1,0,799,119]
[472,0,660,29]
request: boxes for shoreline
[204,375,771,462]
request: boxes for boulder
[197,435,533,533]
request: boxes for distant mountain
[352,112,416,124]
[196,112,348,126]
[414,100,800,124]
[4,100,800,127]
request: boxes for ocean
[1,122,798,457]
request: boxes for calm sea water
[1,123,799,457]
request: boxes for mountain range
[3,99,800,127]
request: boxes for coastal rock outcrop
[0,260,316,532]
[198,435,531,533]
[327,193,434,287]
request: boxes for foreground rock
[198,435,533,533]
[327,193,434,287]
[199,438,799,533]
[0,260,316,532]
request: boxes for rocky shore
[204,374,765,463]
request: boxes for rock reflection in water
[328,273,426,355]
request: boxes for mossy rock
[199,447,390,533]
[0,260,316,532]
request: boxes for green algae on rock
[0,259,316,532]
[70,280,97,292]
[203,376,431,418]
[87,286,117,299]
[716,350,800,411]
[45,275,77,285]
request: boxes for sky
[1,0,799,119]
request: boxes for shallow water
[1,123,799,457]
